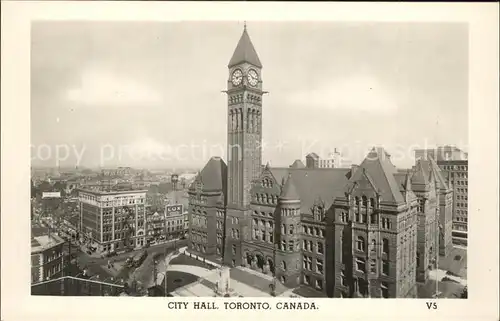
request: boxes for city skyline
[31,21,468,169]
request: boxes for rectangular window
[340,270,346,286]
[381,282,389,298]
[232,244,236,255]
[382,260,389,275]
[316,259,324,275]
[356,258,366,273]
[315,279,323,290]
[317,242,324,255]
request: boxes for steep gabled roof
[427,156,451,191]
[269,167,350,213]
[306,153,319,160]
[190,157,227,192]
[280,174,300,200]
[228,27,262,68]
[411,160,430,190]
[346,147,404,204]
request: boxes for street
[71,238,188,283]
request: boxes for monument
[214,266,233,297]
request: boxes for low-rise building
[31,225,65,283]
[414,146,468,245]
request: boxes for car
[106,251,117,257]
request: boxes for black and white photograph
[1,2,499,321]
[29,20,470,299]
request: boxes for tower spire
[244,21,247,30]
[228,24,262,68]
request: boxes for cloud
[65,68,162,106]
[288,74,399,114]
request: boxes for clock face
[231,69,243,86]
[247,69,258,87]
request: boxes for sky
[31,21,469,170]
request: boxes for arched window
[383,238,389,254]
[281,261,287,271]
[370,198,376,207]
[356,236,365,252]
[355,196,360,206]
[371,239,376,252]
[289,225,294,234]
[362,195,368,207]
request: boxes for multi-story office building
[414,146,468,245]
[31,225,65,283]
[78,188,147,252]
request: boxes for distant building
[187,26,446,298]
[305,153,320,169]
[78,188,147,252]
[42,191,61,199]
[165,204,186,239]
[146,211,166,240]
[414,146,468,245]
[289,160,306,169]
[31,225,65,283]
[306,149,352,169]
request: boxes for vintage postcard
[1,2,499,321]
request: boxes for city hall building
[78,188,147,252]
[187,26,453,298]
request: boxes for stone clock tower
[224,25,265,266]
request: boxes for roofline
[77,188,148,195]
[31,276,126,288]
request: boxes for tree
[37,181,52,195]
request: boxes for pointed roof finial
[228,22,262,68]
[244,21,247,30]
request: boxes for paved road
[74,239,188,281]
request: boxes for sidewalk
[181,249,222,269]
[428,269,467,286]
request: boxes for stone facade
[187,27,453,298]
